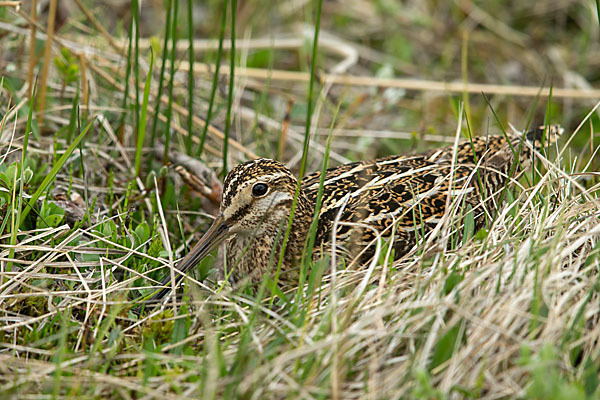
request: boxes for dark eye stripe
[228,204,251,224]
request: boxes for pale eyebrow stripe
[224,171,290,202]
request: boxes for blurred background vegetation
[2,1,599,168]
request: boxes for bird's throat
[226,193,314,286]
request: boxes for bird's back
[301,125,561,260]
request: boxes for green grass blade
[131,0,140,136]
[186,0,195,154]
[19,118,95,226]
[195,1,228,158]
[118,9,135,134]
[6,80,35,277]
[299,1,323,179]
[149,0,172,157]
[271,0,323,297]
[297,102,340,299]
[52,309,70,398]
[136,49,154,177]
[162,0,179,166]
[596,0,600,32]
[221,0,236,177]
[66,83,79,144]
[132,0,140,135]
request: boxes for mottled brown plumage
[142,125,561,306]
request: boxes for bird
[138,124,562,308]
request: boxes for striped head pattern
[220,159,302,235]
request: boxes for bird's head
[220,158,300,235]
[172,159,302,278]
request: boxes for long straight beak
[136,214,229,310]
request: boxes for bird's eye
[251,182,269,197]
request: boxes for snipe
[142,125,562,305]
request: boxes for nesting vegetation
[1,1,600,398]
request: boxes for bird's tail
[460,124,563,236]
[506,124,563,172]
[524,124,563,148]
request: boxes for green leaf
[430,322,464,371]
[474,227,489,241]
[23,167,34,184]
[36,201,65,229]
[96,219,117,241]
[443,271,464,296]
[0,171,11,189]
[134,222,151,245]
[0,162,18,189]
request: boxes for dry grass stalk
[190,63,600,100]
[35,0,57,129]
